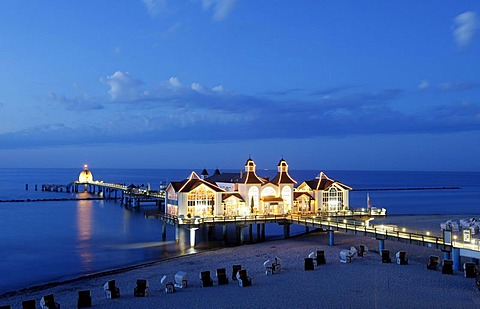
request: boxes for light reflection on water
[76,197,93,270]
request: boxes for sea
[0,168,479,295]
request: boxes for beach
[1,219,479,308]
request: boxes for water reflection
[76,196,93,270]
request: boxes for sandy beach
[1,215,479,308]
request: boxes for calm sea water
[0,168,479,294]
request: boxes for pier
[144,211,480,270]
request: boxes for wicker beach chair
[0,305,12,309]
[463,262,476,278]
[396,251,408,265]
[442,260,454,275]
[161,275,175,293]
[232,264,242,280]
[200,271,214,287]
[316,250,326,265]
[381,249,391,263]
[77,290,92,308]
[216,268,229,285]
[134,279,149,297]
[40,294,60,309]
[103,280,120,299]
[304,257,315,270]
[21,300,36,309]
[358,245,368,257]
[475,267,480,291]
[427,255,439,270]
[174,271,187,289]
[236,269,252,287]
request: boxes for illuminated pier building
[165,158,351,218]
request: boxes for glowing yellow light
[343,219,347,224]
[453,235,457,240]
[426,231,430,236]
[402,228,406,232]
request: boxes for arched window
[248,187,259,210]
[261,187,276,197]
[281,186,292,210]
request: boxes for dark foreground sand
[1,215,479,308]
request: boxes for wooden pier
[41,180,165,208]
[144,211,480,271]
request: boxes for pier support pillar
[261,223,266,241]
[222,224,227,242]
[190,228,197,247]
[161,222,167,241]
[236,226,244,245]
[175,226,180,243]
[452,247,461,271]
[283,223,291,239]
[305,226,310,234]
[328,230,335,246]
[378,239,385,253]
[249,224,253,243]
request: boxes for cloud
[202,0,237,21]
[49,92,103,111]
[453,11,478,48]
[4,75,480,150]
[142,0,168,17]
[418,80,429,91]
[438,81,480,92]
[101,71,144,101]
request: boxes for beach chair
[134,279,149,297]
[216,268,229,285]
[200,271,214,287]
[0,305,12,309]
[358,244,368,257]
[316,250,326,265]
[103,280,120,299]
[427,255,439,270]
[236,269,252,287]
[476,267,480,291]
[21,300,36,309]
[273,257,281,273]
[463,262,476,278]
[304,257,315,270]
[396,251,408,265]
[232,264,242,280]
[264,259,273,275]
[77,290,92,308]
[442,259,454,275]
[381,250,391,263]
[340,247,357,263]
[161,275,175,293]
[174,271,188,289]
[40,294,60,309]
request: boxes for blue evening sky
[0,1,479,171]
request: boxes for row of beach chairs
[4,266,253,309]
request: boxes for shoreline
[1,228,478,308]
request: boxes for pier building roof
[302,172,352,191]
[271,158,297,185]
[172,171,225,193]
